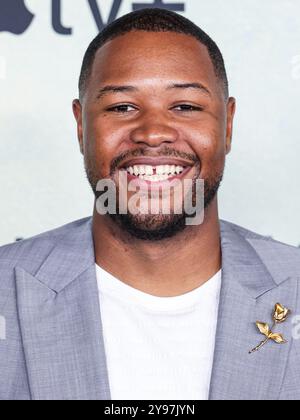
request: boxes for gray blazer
[0,217,300,400]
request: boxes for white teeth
[145,165,154,175]
[156,166,164,175]
[126,164,185,179]
[170,165,176,175]
[165,165,171,174]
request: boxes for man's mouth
[125,164,186,182]
[118,158,195,184]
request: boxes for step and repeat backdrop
[0,0,299,246]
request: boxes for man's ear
[225,97,236,154]
[72,99,84,155]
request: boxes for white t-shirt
[96,264,221,401]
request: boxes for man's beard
[85,151,223,241]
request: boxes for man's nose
[129,111,178,147]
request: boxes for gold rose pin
[249,303,290,354]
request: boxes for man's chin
[109,213,187,241]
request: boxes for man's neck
[92,200,222,297]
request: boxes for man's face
[73,31,235,240]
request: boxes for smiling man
[1,8,300,401]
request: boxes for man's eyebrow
[96,82,211,100]
[96,85,138,100]
[167,83,211,96]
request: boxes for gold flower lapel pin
[249,303,290,354]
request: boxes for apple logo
[0,0,34,35]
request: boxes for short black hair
[78,8,229,100]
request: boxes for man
[0,8,300,401]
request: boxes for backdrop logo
[0,0,185,36]
[0,0,34,35]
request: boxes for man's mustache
[110,147,199,175]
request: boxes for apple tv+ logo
[0,0,185,36]
[0,0,34,35]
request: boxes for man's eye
[107,105,136,113]
[173,104,203,112]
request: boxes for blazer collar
[33,218,95,293]
[24,218,292,298]
[220,221,278,299]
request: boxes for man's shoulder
[221,219,300,265]
[0,217,92,275]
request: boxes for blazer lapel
[209,222,298,400]
[15,219,111,400]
